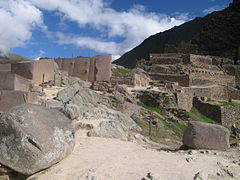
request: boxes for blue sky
[0,0,232,60]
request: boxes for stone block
[94,55,112,82]
[0,64,11,73]
[55,55,112,82]
[11,59,54,85]
[72,58,90,81]
[0,73,31,91]
[0,91,38,112]
[183,121,230,150]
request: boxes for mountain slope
[0,53,29,64]
[114,0,240,68]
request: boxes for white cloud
[0,0,44,55]
[32,49,46,60]
[0,0,189,58]
[203,6,222,14]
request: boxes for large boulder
[183,121,230,150]
[0,104,75,175]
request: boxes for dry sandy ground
[28,128,238,180]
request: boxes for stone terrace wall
[221,106,240,127]
[150,74,190,87]
[111,73,133,86]
[190,86,229,101]
[189,70,235,87]
[150,53,183,65]
[0,91,38,113]
[193,97,240,126]
[193,97,222,123]
[55,55,112,82]
[0,73,31,91]
[132,73,150,87]
[227,87,240,100]
[0,64,11,73]
[11,59,54,85]
[183,54,212,67]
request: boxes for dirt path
[28,129,237,180]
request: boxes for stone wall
[221,106,240,126]
[132,73,150,87]
[183,54,212,67]
[149,73,190,87]
[111,73,133,86]
[193,97,240,126]
[55,55,112,82]
[151,65,184,74]
[176,88,194,111]
[0,64,11,73]
[227,87,240,100]
[0,73,31,91]
[11,59,54,85]
[193,97,222,123]
[189,71,235,87]
[0,91,38,113]
[190,86,229,101]
[150,53,183,65]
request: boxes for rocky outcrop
[183,121,230,150]
[0,104,75,175]
[87,105,141,140]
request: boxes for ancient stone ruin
[0,54,112,113]
[55,54,112,82]
[147,53,235,87]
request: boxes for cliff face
[114,0,240,68]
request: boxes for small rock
[142,172,161,180]
[217,171,223,176]
[86,176,98,180]
[0,175,10,180]
[194,171,208,180]
[188,150,197,155]
[186,157,194,163]
[233,160,238,164]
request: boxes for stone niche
[11,59,54,85]
[0,91,38,113]
[55,55,112,82]
[0,73,32,91]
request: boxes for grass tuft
[189,107,220,124]
[113,67,131,74]
[137,102,166,115]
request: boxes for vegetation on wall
[113,67,131,74]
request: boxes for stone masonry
[11,59,55,85]
[55,55,112,82]
[0,73,32,92]
[193,97,240,126]
[148,53,235,87]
